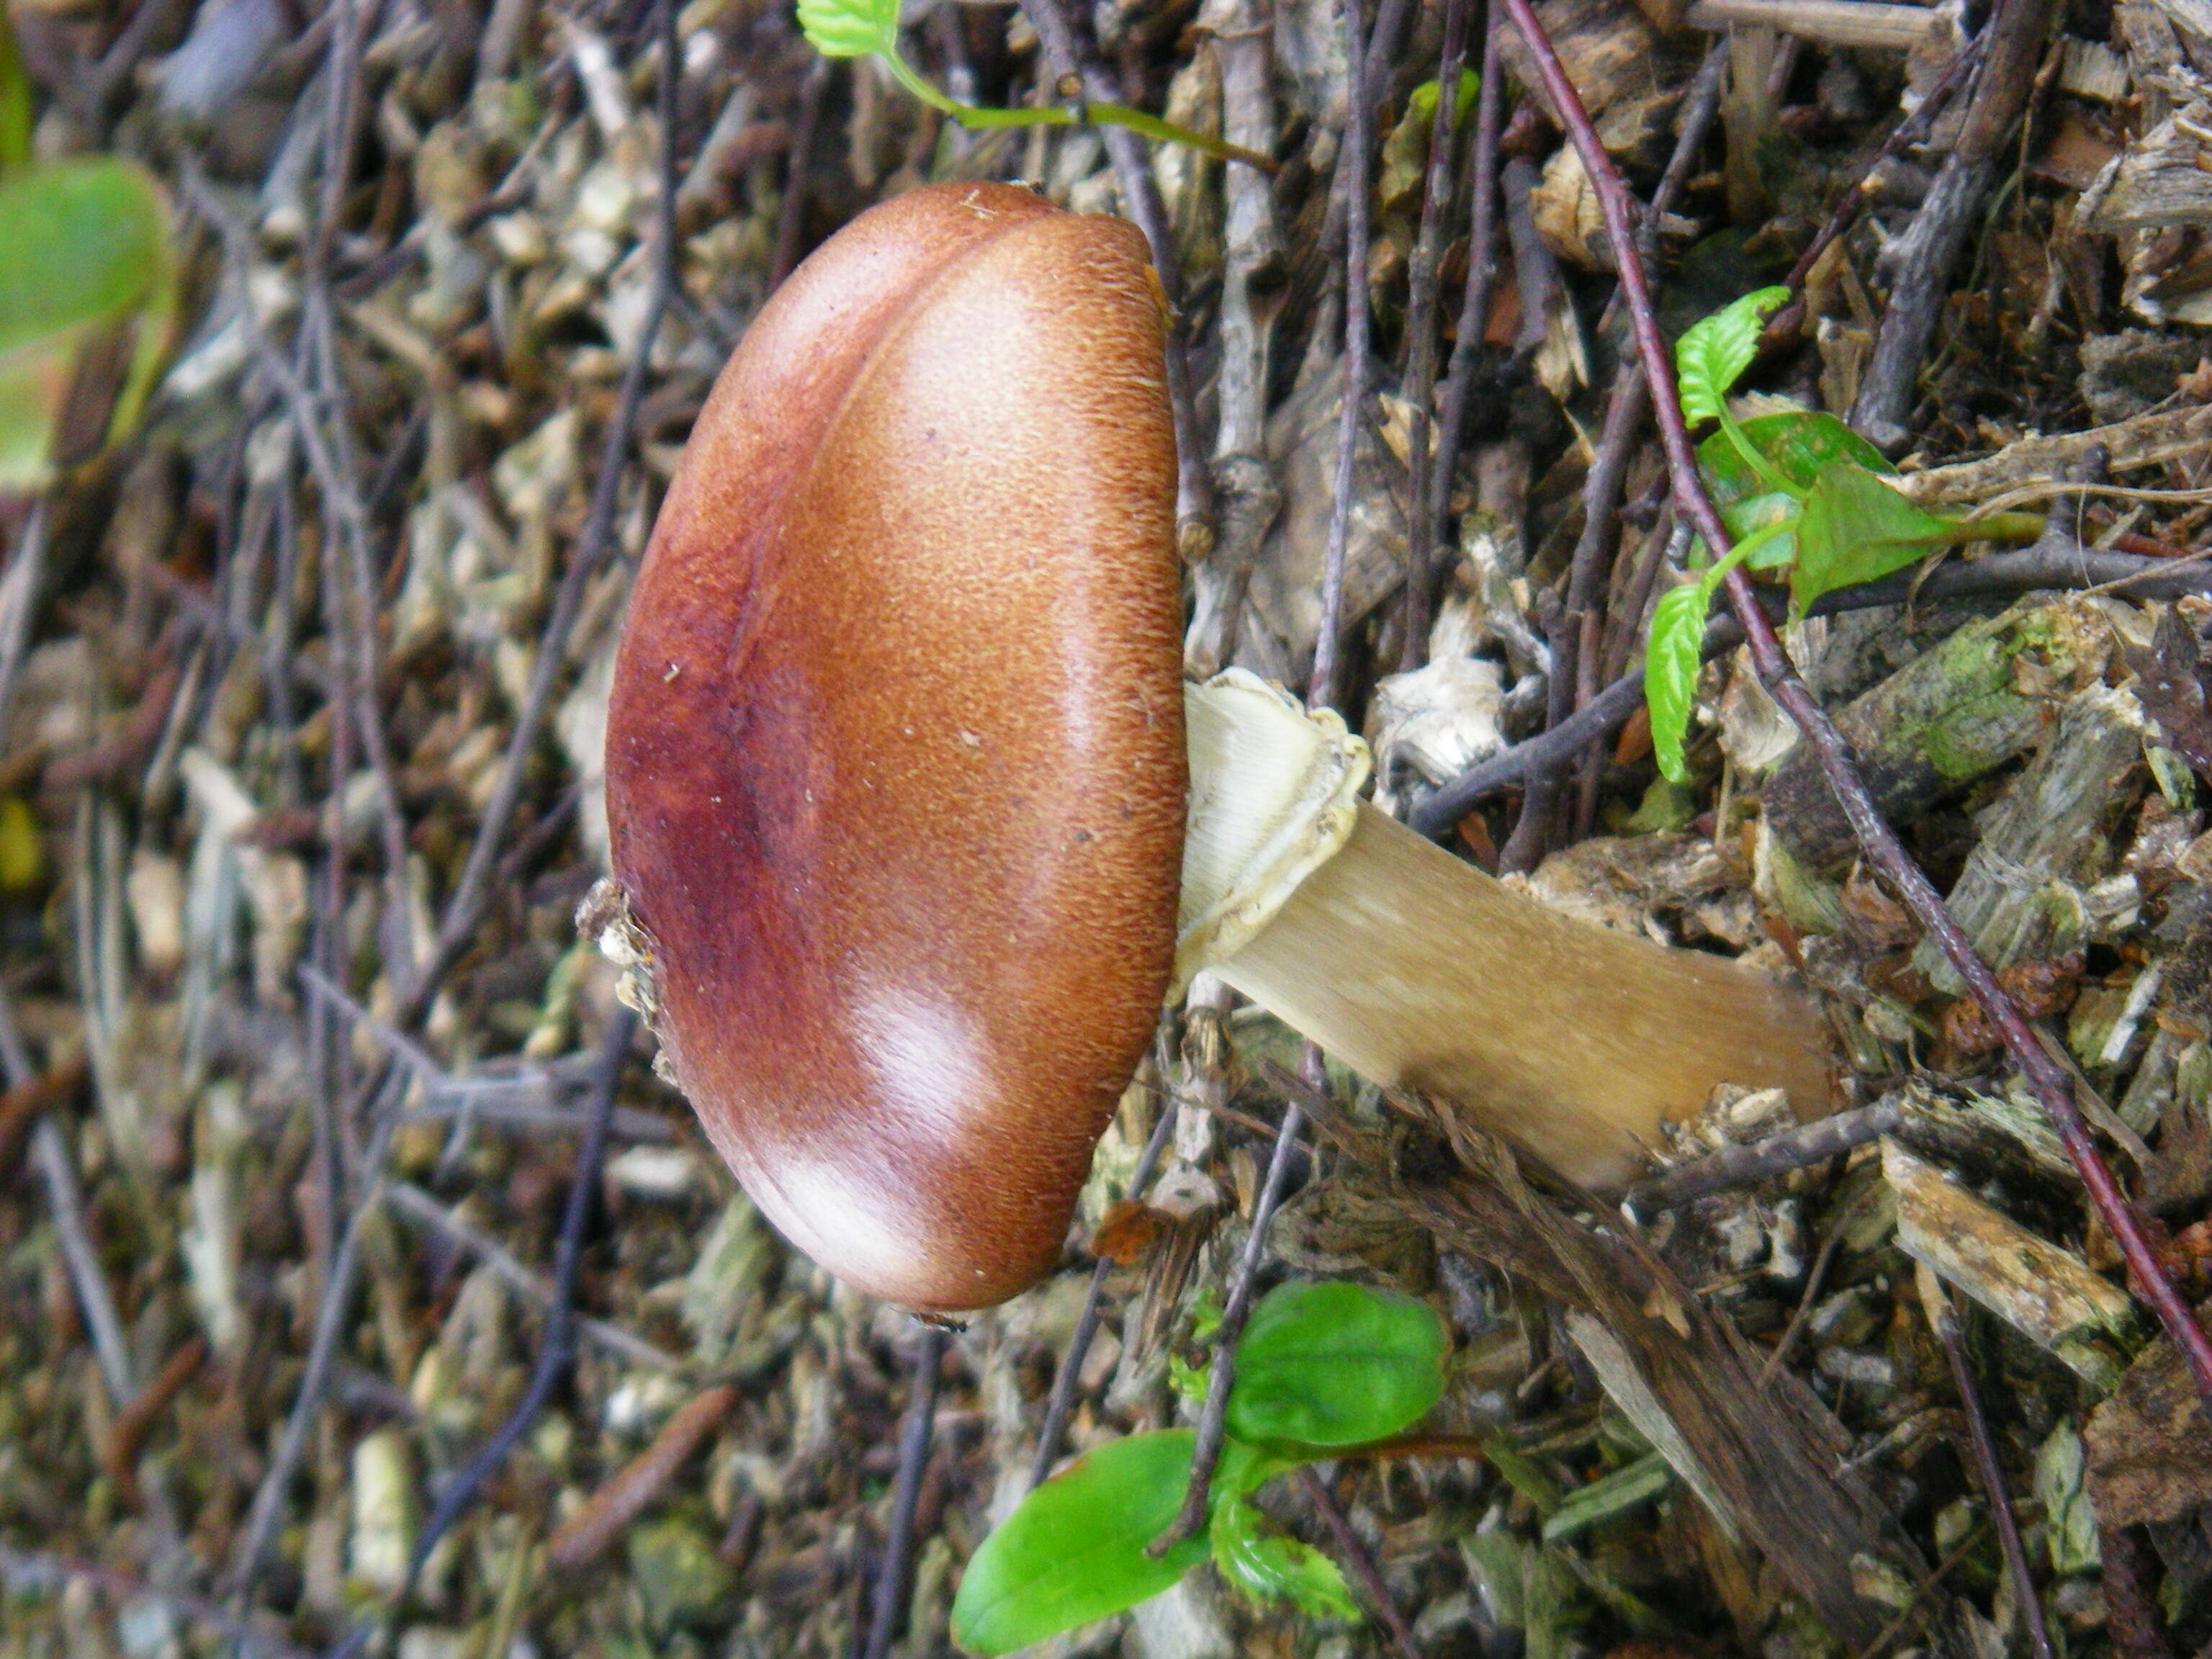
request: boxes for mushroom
[593,180,1832,1316]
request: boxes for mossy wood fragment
[1884,1138,2136,1388]
[1761,602,2112,885]
[1910,683,2148,992]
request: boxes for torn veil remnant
[590,181,1833,1316]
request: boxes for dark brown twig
[1498,0,2212,1401]
[1768,25,1989,339]
[104,1338,209,1508]
[1920,1270,2056,1659]
[1296,1467,1423,1659]
[1849,0,2059,449]
[1627,1101,1902,1212]
[1419,13,1506,622]
[863,1323,948,1659]
[0,1052,87,1177]
[770,57,831,289]
[1150,1096,1308,1555]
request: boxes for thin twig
[1398,0,1475,670]
[1031,1097,1179,1488]
[1627,1101,1902,1212]
[1424,17,1504,570]
[104,1337,208,1507]
[1919,1269,2056,1659]
[322,1010,638,1659]
[1311,0,1374,711]
[1846,1522,1989,1659]
[1758,1187,1879,1387]
[1296,1467,1424,1659]
[1498,0,2212,1400]
[770,57,830,289]
[1769,25,1988,336]
[1849,0,2059,449]
[1410,537,2212,829]
[1150,1097,1308,1555]
[31,1120,135,1406]
[382,1180,680,1372]
[863,1323,948,1659]
[229,1113,394,1597]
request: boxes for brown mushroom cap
[603,181,1185,1313]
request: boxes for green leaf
[0,157,176,491]
[1381,73,1479,205]
[1789,461,1958,613]
[1673,286,1788,427]
[1211,1497,1358,1620]
[1226,1281,1447,1449]
[1645,582,1710,786]
[950,1431,1210,1656]
[793,0,899,59]
[1690,410,1892,571]
[0,9,30,177]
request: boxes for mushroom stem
[1178,673,1833,1188]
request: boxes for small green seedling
[795,0,1271,172]
[0,11,178,495]
[949,1279,1449,1655]
[1644,287,2043,782]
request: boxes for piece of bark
[1884,1138,2137,1388]
[2085,1306,2212,1527]
[1356,1106,1936,1648]
[1685,0,1950,50]
[2080,102,2212,232]
[1759,602,2114,891]
[1898,405,2212,508]
[1910,683,2149,992]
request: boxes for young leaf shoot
[793,0,1272,171]
[949,1280,1449,1654]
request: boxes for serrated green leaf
[1211,1497,1358,1620]
[1645,582,1710,786]
[1226,1281,1447,1449]
[794,0,899,59]
[1789,461,1958,613]
[950,1431,1209,1656]
[0,158,176,490]
[1700,410,1892,503]
[1691,410,1892,571]
[1673,286,1787,427]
